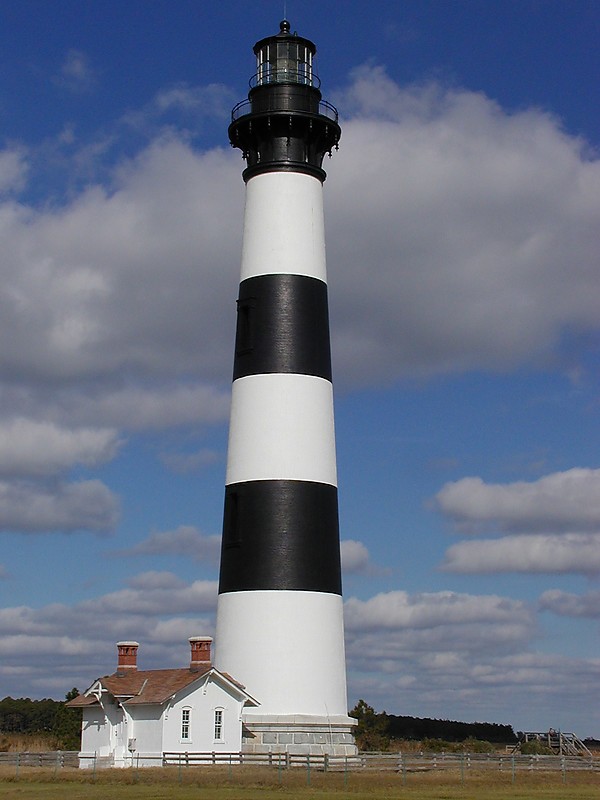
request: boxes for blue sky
[1,0,599,739]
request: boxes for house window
[214,709,223,741]
[181,708,191,740]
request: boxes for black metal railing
[250,69,321,90]
[231,98,338,123]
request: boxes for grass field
[0,767,598,799]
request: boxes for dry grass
[0,765,598,799]
[0,732,60,752]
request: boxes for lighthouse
[214,20,356,755]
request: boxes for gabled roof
[67,666,257,708]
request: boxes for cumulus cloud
[0,384,230,433]
[326,66,600,384]
[1,138,241,384]
[340,539,386,576]
[154,83,235,118]
[3,68,599,405]
[115,525,221,564]
[442,533,600,575]
[0,573,216,640]
[0,418,120,476]
[0,571,218,693]
[0,479,119,533]
[435,469,600,534]
[342,589,599,730]
[122,82,236,136]
[341,590,558,726]
[434,469,600,575]
[539,589,600,618]
[344,590,529,631]
[81,580,217,616]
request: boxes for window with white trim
[181,708,191,740]
[214,709,223,741]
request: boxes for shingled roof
[68,665,252,708]
[66,638,256,710]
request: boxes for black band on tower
[233,274,332,380]
[219,480,342,594]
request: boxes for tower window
[235,297,255,355]
[223,490,241,549]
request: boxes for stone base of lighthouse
[241,714,357,756]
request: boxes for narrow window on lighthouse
[235,298,255,355]
[223,491,241,549]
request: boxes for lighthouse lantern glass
[255,41,313,86]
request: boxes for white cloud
[442,533,600,575]
[0,572,219,693]
[539,589,600,618]
[435,469,600,534]
[0,418,120,476]
[121,82,236,135]
[154,83,235,118]
[343,589,598,732]
[344,590,529,631]
[2,69,599,406]
[0,573,216,641]
[77,577,217,616]
[341,539,386,576]
[1,137,240,384]
[0,148,28,194]
[326,66,600,384]
[435,469,600,575]
[0,479,119,533]
[115,525,222,564]
[74,385,227,431]
[0,384,230,433]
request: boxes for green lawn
[0,767,597,799]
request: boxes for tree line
[350,699,517,751]
[1,693,519,754]
[0,691,81,751]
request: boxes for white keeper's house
[67,638,257,768]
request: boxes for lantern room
[252,20,318,88]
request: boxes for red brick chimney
[116,641,139,673]
[189,636,212,670]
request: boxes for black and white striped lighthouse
[214,20,356,755]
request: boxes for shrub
[520,740,554,755]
